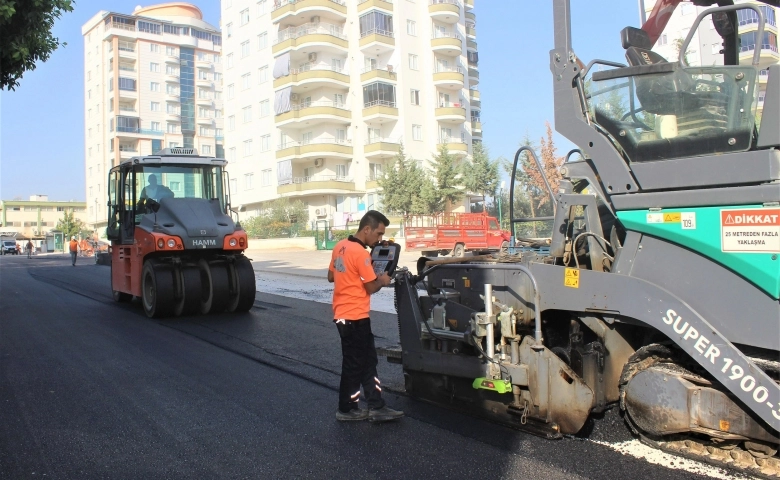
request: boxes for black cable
[470,333,510,380]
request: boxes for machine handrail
[509,146,557,234]
[680,4,765,67]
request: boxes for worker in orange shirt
[69,236,80,266]
[328,210,403,422]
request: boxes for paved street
[0,252,733,479]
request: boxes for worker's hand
[377,271,392,287]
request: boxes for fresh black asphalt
[0,253,724,479]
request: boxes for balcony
[429,0,459,23]
[431,33,462,55]
[469,91,480,110]
[273,22,348,55]
[274,65,349,89]
[364,138,401,159]
[117,88,138,100]
[165,55,180,64]
[119,149,138,160]
[275,101,351,127]
[362,101,399,122]
[739,44,780,69]
[467,39,477,51]
[165,73,180,83]
[276,140,353,160]
[272,0,347,24]
[465,0,473,9]
[433,67,464,89]
[195,59,211,69]
[277,176,356,197]
[196,78,212,88]
[466,26,476,39]
[167,92,180,102]
[118,48,136,60]
[437,139,469,155]
[197,117,214,125]
[196,97,212,106]
[166,112,181,122]
[360,67,397,84]
[359,29,395,54]
[471,120,482,136]
[358,0,393,13]
[435,106,466,123]
[468,67,479,86]
[466,11,475,22]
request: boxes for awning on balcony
[275,86,292,115]
[273,52,290,79]
[277,159,292,185]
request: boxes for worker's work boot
[368,405,404,423]
[335,408,368,421]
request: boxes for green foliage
[55,209,84,239]
[462,142,499,211]
[378,145,425,215]
[430,144,463,210]
[242,198,309,238]
[412,175,441,215]
[0,0,74,90]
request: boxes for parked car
[404,213,510,257]
[2,240,19,255]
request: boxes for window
[150,43,160,53]
[87,70,91,81]
[336,129,346,143]
[226,23,233,37]
[198,107,211,117]
[241,73,251,89]
[228,115,235,131]
[408,54,418,70]
[359,11,393,37]
[244,173,253,189]
[214,72,222,82]
[334,93,344,107]
[257,31,268,49]
[151,121,161,131]
[166,46,177,56]
[260,134,271,151]
[138,21,161,34]
[256,0,267,16]
[240,8,250,26]
[165,65,178,75]
[658,34,668,46]
[241,41,250,58]
[412,124,422,141]
[369,162,382,180]
[150,101,160,111]
[167,123,179,133]
[198,70,208,80]
[229,147,236,162]
[202,144,212,155]
[166,103,179,114]
[410,89,420,105]
[230,178,237,194]
[407,20,416,36]
[680,2,694,15]
[363,82,396,107]
[258,66,268,83]
[227,53,234,68]
[260,99,270,117]
[261,169,271,186]
[119,78,136,91]
[88,128,92,138]
[243,139,252,156]
[168,142,180,148]
[242,105,252,122]
[228,84,235,99]
[166,84,177,95]
[336,164,347,178]
[150,62,160,72]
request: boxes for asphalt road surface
[0,253,731,479]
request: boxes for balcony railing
[106,21,136,32]
[290,64,346,75]
[274,22,347,44]
[431,31,461,40]
[289,100,348,110]
[740,43,779,53]
[278,138,351,149]
[272,0,347,12]
[364,136,401,145]
[429,0,459,5]
[360,28,394,39]
[279,175,353,186]
[363,100,397,108]
[434,65,463,74]
[359,0,393,4]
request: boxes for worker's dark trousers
[335,318,385,413]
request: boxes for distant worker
[26,240,33,259]
[69,236,79,266]
[139,173,174,207]
[327,210,403,423]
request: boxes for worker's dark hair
[359,210,390,231]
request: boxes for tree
[55,209,84,240]
[462,142,499,212]
[377,145,424,216]
[266,198,308,224]
[411,175,441,215]
[430,144,463,211]
[1,0,75,90]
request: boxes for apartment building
[221,0,480,226]
[0,195,88,250]
[642,0,778,118]
[81,3,223,234]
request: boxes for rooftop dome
[132,2,203,20]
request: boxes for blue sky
[0,1,639,201]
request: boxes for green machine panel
[617,205,780,299]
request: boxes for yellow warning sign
[663,213,681,223]
[564,268,580,288]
